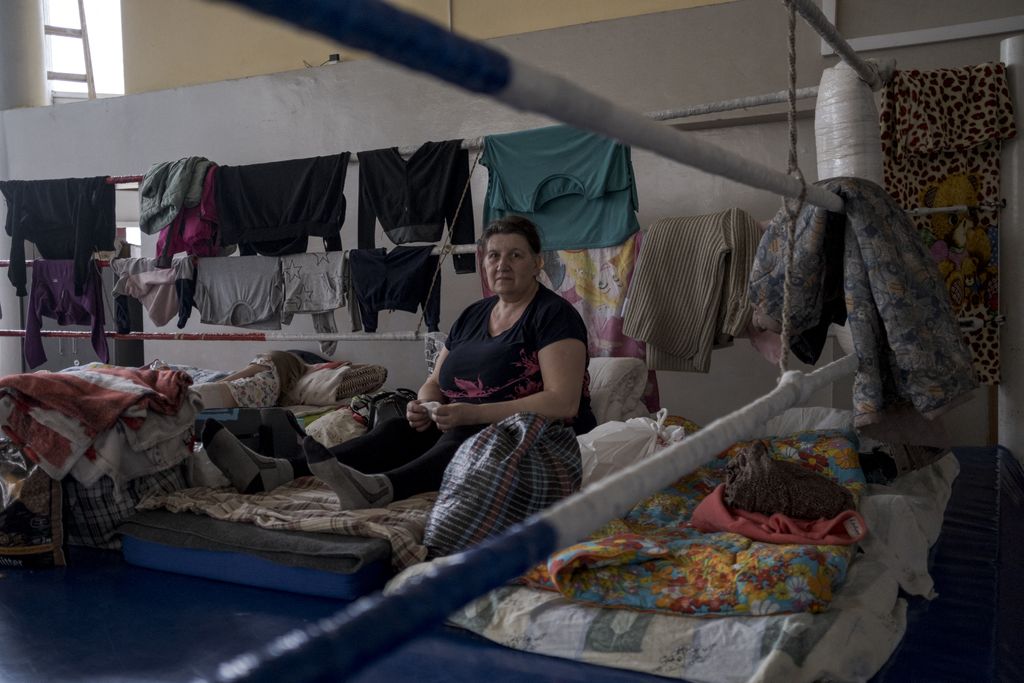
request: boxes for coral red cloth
[691,484,867,546]
[0,367,192,479]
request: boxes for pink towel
[691,484,867,546]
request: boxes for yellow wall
[121,0,735,94]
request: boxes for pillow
[305,407,367,448]
[282,363,387,406]
[587,357,649,424]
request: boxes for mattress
[348,446,1019,683]
[119,509,392,600]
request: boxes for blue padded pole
[218,0,510,94]
[217,519,558,682]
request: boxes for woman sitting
[202,215,596,509]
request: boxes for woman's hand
[432,402,480,432]
[406,399,433,432]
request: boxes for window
[44,0,124,102]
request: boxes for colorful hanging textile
[880,63,1016,384]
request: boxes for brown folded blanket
[724,440,854,520]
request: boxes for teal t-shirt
[481,125,639,251]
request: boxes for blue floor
[0,447,1019,682]
[0,546,348,683]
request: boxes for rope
[778,0,808,377]
[414,147,483,334]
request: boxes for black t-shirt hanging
[357,140,476,274]
[0,177,115,297]
[216,153,350,256]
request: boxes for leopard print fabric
[880,62,1016,385]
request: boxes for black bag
[0,437,66,568]
[350,388,418,430]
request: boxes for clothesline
[0,329,426,342]
[0,259,111,268]
[0,244,476,269]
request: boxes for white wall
[0,2,1003,442]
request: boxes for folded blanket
[724,440,854,519]
[692,484,866,545]
[139,478,434,570]
[0,367,193,481]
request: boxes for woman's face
[483,233,542,298]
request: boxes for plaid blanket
[138,477,435,570]
[0,367,194,482]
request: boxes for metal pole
[999,34,1024,464]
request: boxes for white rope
[545,353,858,547]
[415,148,483,335]
[779,0,808,375]
[788,0,886,90]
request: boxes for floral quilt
[520,429,866,616]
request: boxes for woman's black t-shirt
[439,284,596,434]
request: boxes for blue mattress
[118,509,393,600]
[0,446,1019,683]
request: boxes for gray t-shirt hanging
[195,255,283,329]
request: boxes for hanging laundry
[748,177,977,450]
[481,125,639,251]
[623,208,761,373]
[358,140,476,274]
[348,246,440,333]
[0,176,115,297]
[110,256,195,333]
[139,156,213,236]
[880,63,1016,385]
[216,153,350,256]
[280,251,346,356]
[155,163,221,265]
[24,260,108,369]
[194,256,283,329]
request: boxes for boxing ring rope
[788,0,887,90]
[218,354,858,683]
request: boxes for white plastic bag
[579,409,688,487]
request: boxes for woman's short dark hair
[479,215,542,254]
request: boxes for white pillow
[305,408,367,448]
[587,357,649,424]
[283,365,353,406]
[281,363,388,407]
